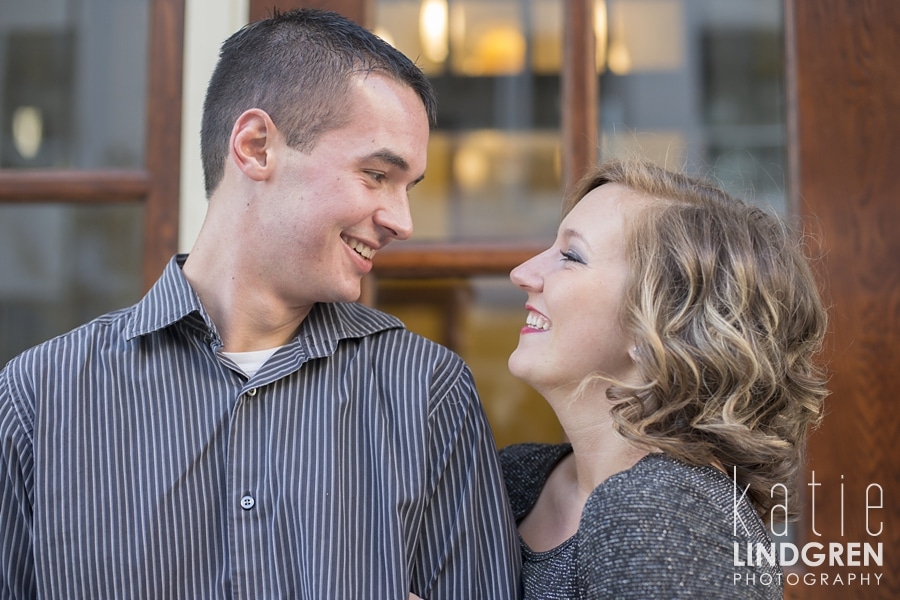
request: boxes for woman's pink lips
[520,326,546,335]
[521,305,549,335]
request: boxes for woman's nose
[510,251,546,291]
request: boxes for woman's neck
[547,383,648,491]
[518,388,649,552]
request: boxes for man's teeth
[343,236,375,260]
[526,312,550,331]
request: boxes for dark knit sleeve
[499,443,572,522]
[576,456,781,599]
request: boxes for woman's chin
[507,350,533,385]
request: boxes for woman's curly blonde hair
[566,159,829,524]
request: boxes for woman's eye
[559,250,585,264]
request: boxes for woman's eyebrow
[561,227,597,253]
[561,227,587,244]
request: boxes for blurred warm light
[453,143,490,191]
[471,25,526,75]
[529,1,563,74]
[12,106,43,160]
[607,6,632,75]
[606,0,684,75]
[594,0,608,73]
[607,38,632,74]
[420,0,449,63]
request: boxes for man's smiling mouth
[342,235,376,260]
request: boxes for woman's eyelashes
[559,249,586,265]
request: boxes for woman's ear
[229,108,278,182]
[628,345,641,363]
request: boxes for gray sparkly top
[500,443,783,599]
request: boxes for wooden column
[143,0,186,289]
[561,0,598,192]
[786,0,900,597]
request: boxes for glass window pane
[0,0,149,169]
[379,0,788,237]
[377,0,563,242]
[0,203,144,365]
[598,0,786,213]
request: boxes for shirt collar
[296,301,404,360]
[125,255,404,352]
[126,254,206,341]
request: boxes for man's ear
[229,108,278,182]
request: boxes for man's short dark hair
[200,8,437,196]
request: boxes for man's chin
[331,280,364,304]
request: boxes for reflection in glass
[378,0,786,243]
[0,0,149,169]
[12,105,44,159]
[0,203,144,365]
[378,0,564,244]
[597,0,786,213]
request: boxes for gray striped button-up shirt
[0,255,521,599]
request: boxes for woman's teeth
[526,311,550,330]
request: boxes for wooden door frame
[0,0,185,292]
[786,0,899,597]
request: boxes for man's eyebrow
[365,149,410,171]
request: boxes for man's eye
[366,171,386,183]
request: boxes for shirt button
[240,495,256,510]
[246,388,257,397]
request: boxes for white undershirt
[220,347,281,378]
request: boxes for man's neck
[182,252,312,352]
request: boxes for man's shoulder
[1,305,137,413]
[330,302,460,359]
[319,303,471,397]
[328,301,404,332]
[6,306,134,369]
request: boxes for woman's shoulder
[597,453,735,500]
[499,442,572,521]
[576,453,779,598]
[584,453,754,534]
